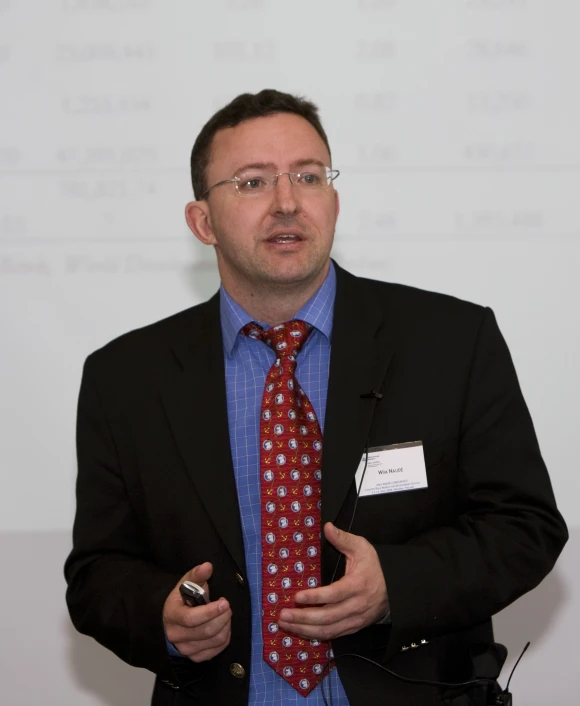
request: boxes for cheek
[212,202,256,241]
[221,201,268,236]
[312,200,338,233]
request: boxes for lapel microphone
[360,389,383,399]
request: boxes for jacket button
[235,573,245,586]
[230,663,246,678]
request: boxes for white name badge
[355,441,428,497]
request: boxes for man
[65,89,568,706]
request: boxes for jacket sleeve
[376,307,568,654]
[64,354,200,687]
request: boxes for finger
[279,614,361,641]
[189,629,232,663]
[166,562,214,615]
[294,577,355,607]
[177,621,232,658]
[167,604,231,644]
[166,596,230,630]
[186,561,213,590]
[323,522,359,557]
[279,599,357,630]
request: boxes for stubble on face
[204,114,339,304]
[212,210,332,294]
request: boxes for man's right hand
[163,562,232,662]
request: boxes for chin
[264,254,329,283]
[263,264,319,286]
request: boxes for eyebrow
[233,158,326,175]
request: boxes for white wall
[1,1,578,703]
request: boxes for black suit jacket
[65,263,567,706]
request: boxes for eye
[238,176,268,193]
[299,172,322,186]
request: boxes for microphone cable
[326,641,528,705]
[320,432,527,706]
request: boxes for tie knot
[242,319,312,359]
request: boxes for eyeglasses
[201,165,340,198]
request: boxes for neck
[221,262,330,326]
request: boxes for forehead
[208,113,330,176]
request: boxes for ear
[333,188,340,221]
[185,200,217,246]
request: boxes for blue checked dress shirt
[220,262,349,705]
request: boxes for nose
[270,173,300,216]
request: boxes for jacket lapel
[322,265,395,526]
[158,264,395,571]
[159,294,246,573]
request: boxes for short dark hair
[190,89,331,200]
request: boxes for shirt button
[230,663,246,679]
[235,572,245,586]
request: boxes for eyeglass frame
[200,167,340,199]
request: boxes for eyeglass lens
[235,166,334,196]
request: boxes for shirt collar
[220,261,336,356]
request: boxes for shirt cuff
[165,634,185,658]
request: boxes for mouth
[266,231,304,244]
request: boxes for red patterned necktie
[241,319,328,696]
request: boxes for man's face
[191,113,339,292]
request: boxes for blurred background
[0,1,577,703]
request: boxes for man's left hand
[277,522,389,640]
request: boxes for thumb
[324,522,356,556]
[187,561,213,590]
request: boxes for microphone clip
[360,389,383,400]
